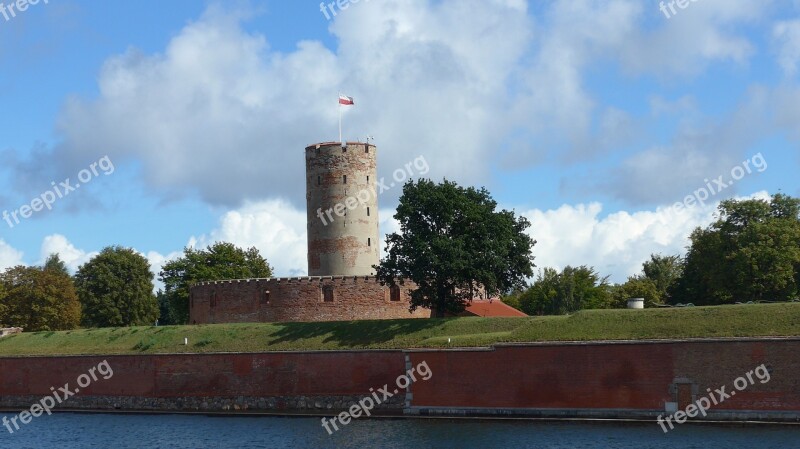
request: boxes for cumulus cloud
[0,239,24,271]
[13,0,769,211]
[521,191,771,283]
[38,234,98,273]
[522,202,713,283]
[38,1,533,209]
[188,199,308,277]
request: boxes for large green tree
[519,266,612,315]
[375,179,536,318]
[670,194,800,304]
[159,242,273,324]
[0,266,81,331]
[75,246,159,327]
[642,254,683,302]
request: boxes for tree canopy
[74,246,159,327]
[518,266,612,315]
[159,242,273,324]
[0,266,81,331]
[610,254,684,308]
[670,194,800,305]
[375,179,536,317]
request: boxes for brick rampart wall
[189,277,429,324]
[1,339,798,420]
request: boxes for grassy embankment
[0,303,798,356]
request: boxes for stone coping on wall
[305,141,376,150]
[192,276,388,287]
[2,336,799,359]
[403,336,800,352]
[405,406,800,422]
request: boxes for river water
[0,413,798,448]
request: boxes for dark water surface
[1,413,798,449]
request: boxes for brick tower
[305,142,380,276]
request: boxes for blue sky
[1,0,799,284]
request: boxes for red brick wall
[407,340,800,412]
[1,339,797,416]
[189,277,429,324]
[0,352,406,398]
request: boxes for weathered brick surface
[189,277,429,324]
[0,352,407,397]
[0,352,408,413]
[408,339,800,412]
[1,339,797,418]
[306,142,379,276]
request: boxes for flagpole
[338,92,343,145]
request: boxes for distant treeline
[0,242,272,331]
[503,194,800,315]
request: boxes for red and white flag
[339,94,354,106]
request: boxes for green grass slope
[0,303,798,356]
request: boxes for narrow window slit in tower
[343,175,347,184]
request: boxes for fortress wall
[1,339,798,420]
[407,339,800,418]
[0,351,409,413]
[189,277,429,324]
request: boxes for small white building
[0,327,23,337]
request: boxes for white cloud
[45,1,532,209]
[189,199,308,277]
[521,202,709,283]
[521,191,772,284]
[0,239,24,271]
[39,234,97,273]
[9,0,771,212]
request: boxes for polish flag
[339,95,354,106]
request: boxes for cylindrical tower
[306,141,380,276]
